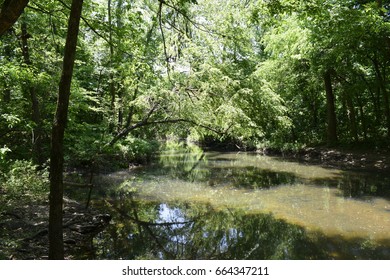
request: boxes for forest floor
[0,197,111,260]
[1,146,389,260]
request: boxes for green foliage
[0,161,49,211]
[0,146,11,172]
[2,0,390,172]
[64,122,107,164]
[115,136,159,164]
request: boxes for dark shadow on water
[271,156,390,200]
[312,172,390,200]
[207,166,297,190]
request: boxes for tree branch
[158,0,172,81]
[0,0,30,36]
[158,0,231,40]
[108,116,223,146]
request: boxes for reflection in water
[93,200,325,259]
[89,147,390,260]
[92,200,389,260]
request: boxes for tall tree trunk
[117,91,123,131]
[49,0,83,260]
[359,73,381,125]
[108,0,116,131]
[20,21,44,166]
[108,0,125,132]
[344,91,358,142]
[356,94,368,140]
[324,70,338,145]
[116,0,124,132]
[0,0,29,36]
[2,29,13,103]
[372,58,390,138]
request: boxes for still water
[84,145,390,259]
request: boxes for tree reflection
[156,147,390,198]
[313,172,390,199]
[208,166,297,190]
[154,146,298,189]
[92,198,328,260]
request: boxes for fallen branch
[63,181,93,188]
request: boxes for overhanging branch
[108,118,223,146]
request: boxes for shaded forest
[1,0,390,259]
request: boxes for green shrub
[0,146,11,173]
[115,136,159,164]
[0,160,49,206]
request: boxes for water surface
[85,147,390,259]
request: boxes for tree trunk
[108,0,116,131]
[344,91,358,142]
[2,30,13,103]
[356,94,368,140]
[49,0,84,260]
[372,58,390,138]
[21,21,44,166]
[116,0,124,132]
[0,0,29,36]
[108,0,125,132]
[324,70,338,145]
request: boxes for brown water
[85,147,390,260]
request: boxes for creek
[69,144,390,259]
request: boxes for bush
[0,146,11,172]
[0,160,49,207]
[115,136,159,164]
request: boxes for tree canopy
[2,0,390,163]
